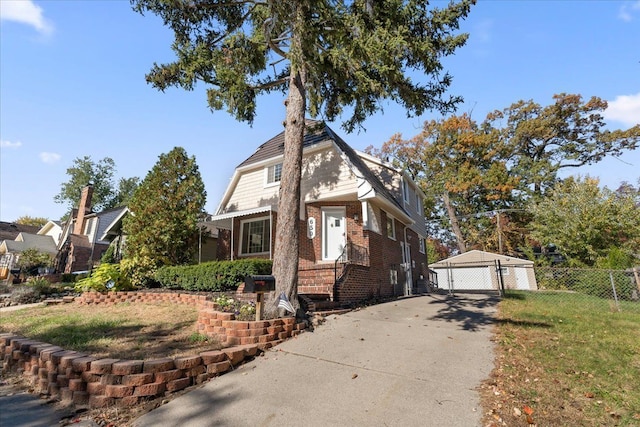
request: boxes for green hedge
[155,259,273,292]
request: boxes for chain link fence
[431,262,640,313]
[526,267,640,313]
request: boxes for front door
[401,241,413,296]
[322,207,346,260]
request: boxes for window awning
[206,205,277,230]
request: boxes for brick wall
[1,291,306,409]
[215,201,427,303]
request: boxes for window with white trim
[240,217,271,255]
[386,214,396,240]
[419,237,426,254]
[402,179,410,205]
[416,193,423,214]
[265,163,282,186]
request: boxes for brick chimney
[73,184,94,235]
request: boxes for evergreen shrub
[155,259,272,292]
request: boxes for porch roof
[206,205,277,230]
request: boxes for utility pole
[496,211,503,254]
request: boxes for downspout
[230,220,235,261]
[403,225,412,296]
[269,209,273,260]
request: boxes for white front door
[322,207,346,260]
[401,241,413,296]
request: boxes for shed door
[322,207,346,260]
[514,267,530,290]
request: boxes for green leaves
[75,263,132,292]
[123,147,206,272]
[529,177,640,267]
[132,0,474,129]
[54,156,139,214]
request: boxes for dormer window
[266,163,282,186]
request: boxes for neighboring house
[37,220,64,247]
[429,250,538,292]
[0,232,57,280]
[56,185,127,273]
[97,208,219,264]
[0,221,40,241]
[98,206,130,261]
[208,120,429,303]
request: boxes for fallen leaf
[585,392,595,398]
[526,414,535,424]
[513,407,522,417]
[352,373,358,379]
[523,405,534,415]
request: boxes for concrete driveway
[134,293,498,427]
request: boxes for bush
[26,276,52,294]
[155,259,272,292]
[120,256,159,288]
[16,248,53,277]
[100,244,116,264]
[75,263,133,292]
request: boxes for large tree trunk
[269,8,307,318]
[442,191,467,253]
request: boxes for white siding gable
[221,144,358,214]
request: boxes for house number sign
[307,217,316,239]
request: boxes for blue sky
[1,0,639,222]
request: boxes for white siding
[302,149,357,202]
[225,168,279,212]
[222,145,358,213]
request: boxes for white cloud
[604,92,640,128]
[39,152,61,164]
[618,0,640,22]
[0,0,54,35]
[1,139,23,148]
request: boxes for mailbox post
[244,275,276,321]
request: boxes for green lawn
[483,291,640,426]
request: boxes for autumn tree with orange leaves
[371,94,640,255]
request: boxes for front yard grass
[0,302,222,360]
[481,291,640,426]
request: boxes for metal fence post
[609,271,620,312]
[496,260,505,297]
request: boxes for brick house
[56,185,127,273]
[208,121,429,304]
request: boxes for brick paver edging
[1,291,306,409]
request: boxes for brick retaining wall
[1,291,306,409]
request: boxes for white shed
[429,250,537,292]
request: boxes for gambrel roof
[224,120,412,223]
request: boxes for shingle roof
[3,233,57,255]
[237,120,332,168]
[236,120,409,217]
[0,222,40,241]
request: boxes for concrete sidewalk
[134,293,498,427]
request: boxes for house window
[419,237,426,254]
[416,193,423,214]
[265,163,282,186]
[390,269,398,285]
[402,180,410,205]
[386,214,396,240]
[240,217,271,255]
[83,218,96,240]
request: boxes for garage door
[435,266,494,291]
